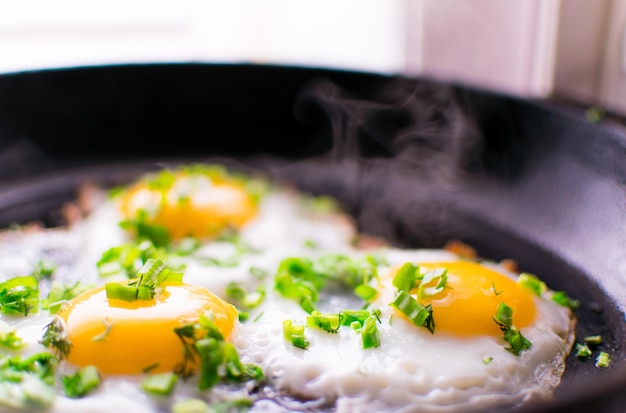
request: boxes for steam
[264,76,494,248]
[293,77,484,185]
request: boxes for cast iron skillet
[0,63,624,412]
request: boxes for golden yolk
[387,261,536,337]
[58,282,237,375]
[119,175,257,240]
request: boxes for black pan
[0,63,624,412]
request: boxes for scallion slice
[62,365,101,398]
[392,262,420,292]
[306,311,340,333]
[141,372,178,395]
[517,273,547,296]
[389,290,435,334]
[595,352,611,368]
[282,320,309,350]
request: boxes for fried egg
[0,163,578,413]
[235,248,576,412]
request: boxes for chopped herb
[173,312,263,390]
[417,268,447,299]
[0,275,40,316]
[249,266,268,280]
[575,343,592,359]
[141,372,178,395]
[493,303,532,355]
[0,352,58,409]
[253,311,264,322]
[0,321,24,350]
[97,239,170,279]
[172,398,253,413]
[392,262,420,292]
[490,282,503,296]
[274,257,321,313]
[172,399,211,413]
[274,253,381,313]
[31,259,56,280]
[389,290,435,334]
[283,320,309,350]
[339,309,371,328]
[91,318,114,342]
[360,314,381,349]
[584,335,603,346]
[142,363,160,374]
[119,209,170,247]
[517,273,547,296]
[105,258,182,302]
[354,284,377,301]
[483,356,493,364]
[493,302,513,329]
[306,311,340,333]
[42,281,93,314]
[595,352,611,368]
[225,282,266,310]
[303,239,319,249]
[62,365,101,398]
[586,106,605,123]
[40,317,71,360]
[551,291,580,309]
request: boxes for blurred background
[0,0,624,116]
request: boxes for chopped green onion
[517,273,547,296]
[417,268,447,299]
[40,317,71,360]
[283,320,309,349]
[42,281,93,314]
[493,302,513,329]
[551,290,580,309]
[105,282,142,302]
[91,318,114,342]
[304,239,319,249]
[0,320,24,350]
[31,259,56,280]
[490,282,503,296]
[172,398,211,413]
[173,313,263,390]
[306,311,340,333]
[0,275,39,316]
[493,303,532,355]
[595,352,611,368]
[249,266,268,280]
[105,258,182,302]
[575,343,592,359]
[0,355,59,410]
[483,356,493,364]
[119,209,170,247]
[97,239,168,279]
[354,284,377,301]
[141,372,178,395]
[225,282,266,310]
[392,262,420,292]
[360,314,380,349]
[389,290,435,334]
[62,365,101,398]
[339,310,371,327]
[584,335,603,346]
[502,328,532,355]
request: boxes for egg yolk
[58,282,238,375]
[119,173,257,240]
[387,261,537,337]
